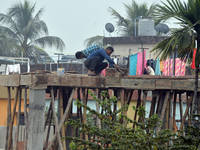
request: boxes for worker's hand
[114,64,119,70]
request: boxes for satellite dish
[105,23,114,33]
[163,24,169,34]
[154,23,164,33]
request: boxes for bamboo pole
[165,100,169,129]
[179,94,193,131]
[126,90,134,105]
[149,97,157,118]
[59,87,66,150]
[24,88,28,150]
[168,92,173,132]
[123,90,128,126]
[120,89,124,124]
[179,93,183,123]
[5,87,11,150]
[82,88,88,141]
[50,87,63,150]
[44,101,52,130]
[76,88,80,137]
[156,91,162,115]
[173,92,177,135]
[45,110,53,149]
[133,90,141,128]
[46,88,75,150]
[14,88,22,150]
[157,91,170,132]
[7,87,19,150]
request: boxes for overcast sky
[0,0,184,58]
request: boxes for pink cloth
[163,60,169,75]
[137,50,146,75]
[163,58,185,76]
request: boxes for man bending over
[75,44,103,59]
[84,46,119,76]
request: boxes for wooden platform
[0,74,198,91]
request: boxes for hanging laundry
[153,60,157,70]
[6,64,20,75]
[155,58,161,75]
[163,59,169,75]
[175,58,181,76]
[191,48,197,69]
[169,59,173,75]
[130,54,138,75]
[181,59,186,76]
[137,50,146,75]
[160,61,164,72]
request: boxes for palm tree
[84,0,156,47]
[0,1,65,62]
[151,0,200,119]
[108,0,156,36]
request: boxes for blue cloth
[87,49,115,65]
[155,57,161,75]
[130,54,137,75]
[81,44,103,57]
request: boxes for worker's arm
[113,63,119,69]
[100,50,115,64]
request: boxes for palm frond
[84,36,104,47]
[34,36,65,51]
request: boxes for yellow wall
[0,87,29,126]
[118,100,139,127]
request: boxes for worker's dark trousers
[84,56,108,75]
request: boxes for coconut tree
[84,0,156,47]
[0,1,65,62]
[151,0,200,119]
[109,0,156,36]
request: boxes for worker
[146,62,155,75]
[84,46,119,76]
[75,44,103,59]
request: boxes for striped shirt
[81,44,103,57]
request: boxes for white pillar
[28,89,45,150]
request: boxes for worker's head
[146,62,150,67]
[75,51,84,59]
[105,47,114,56]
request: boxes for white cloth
[6,64,20,75]
[113,58,118,64]
[147,66,155,75]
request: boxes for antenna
[105,23,114,35]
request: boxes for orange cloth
[160,61,164,71]
[191,48,197,69]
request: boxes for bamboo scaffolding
[82,88,88,141]
[133,90,141,128]
[14,88,22,150]
[24,88,28,150]
[59,87,66,150]
[157,91,170,132]
[7,87,19,150]
[45,110,53,149]
[47,88,75,150]
[5,87,11,150]
[50,87,63,150]
[179,94,193,130]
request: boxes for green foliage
[0,1,65,62]
[65,90,200,150]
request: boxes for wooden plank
[155,79,172,89]
[157,91,170,132]
[0,75,20,87]
[121,79,155,90]
[105,77,121,87]
[172,80,195,91]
